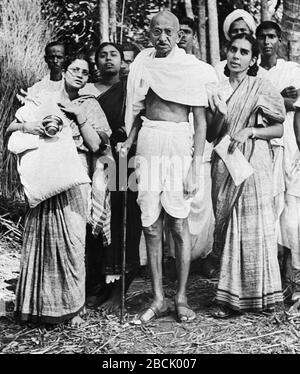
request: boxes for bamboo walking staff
[120,175,127,324]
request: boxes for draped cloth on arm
[125,45,209,134]
[212,76,286,253]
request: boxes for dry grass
[0,205,298,354]
[0,271,300,354]
[0,0,56,201]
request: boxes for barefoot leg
[169,216,195,321]
[100,268,139,314]
[143,214,166,307]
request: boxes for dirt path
[0,238,300,354]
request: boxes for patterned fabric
[14,93,111,323]
[67,95,112,246]
[15,185,89,324]
[89,164,111,246]
[211,76,285,312]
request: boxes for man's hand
[228,128,252,154]
[115,139,132,158]
[183,167,200,200]
[281,86,297,99]
[23,121,45,135]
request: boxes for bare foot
[70,315,85,327]
[86,289,110,308]
[100,286,121,314]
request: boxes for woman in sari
[207,33,286,317]
[7,53,111,326]
[85,42,142,312]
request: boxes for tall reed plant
[0,0,56,201]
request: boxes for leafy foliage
[42,0,98,52]
[0,0,55,201]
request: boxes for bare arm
[58,103,102,153]
[115,110,145,156]
[228,123,283,154]
[183,106,207,198]
[281,87,300,111]
[76,112,102,153]
[251,123,283,140]
[191,106,207,165]
[294,109,300,151]
[6,119,44,135]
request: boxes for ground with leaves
[0,239,300,354]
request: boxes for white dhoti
[135,117,193,227]
[166,160,215,260]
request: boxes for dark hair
[179,17,196,34]
[45,41,65,56]
[63,52,93,72]
[95,42,124,63]
[224,33,259,77]
[121,42,141,58]
[256,21,282,39]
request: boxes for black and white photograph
[0,0,300,357]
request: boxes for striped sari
[14,95,110,324]
[211,76,286,312]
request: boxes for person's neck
[50,70,62,82]
[185,47,193,55]
[63,84,79,101]
[97,73,120,88]
[260,54,278,70]
[229,71,247,88]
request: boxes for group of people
[7,8,300,326]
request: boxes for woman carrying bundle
[7,53,111,326]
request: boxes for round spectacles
[67,67,89,77]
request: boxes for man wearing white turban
[215,9,257,81]
[223,9,256,41]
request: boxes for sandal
[133,304,169,325]
[174,300,196,323]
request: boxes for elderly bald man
[118,11,211,323]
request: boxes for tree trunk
[261,0,270,21]
[99,0,109,43]
[281,0,300,63]
[109,0,117,43]
[207,0,220,65]
[197,0,206,61]
[184,0,194,19]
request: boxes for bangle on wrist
[251,127,257,139]
[78,117,87,129]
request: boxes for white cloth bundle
[7,132,39,154]
[214,134,254,186]
[8,92,91,207]
[8,127,90,208]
